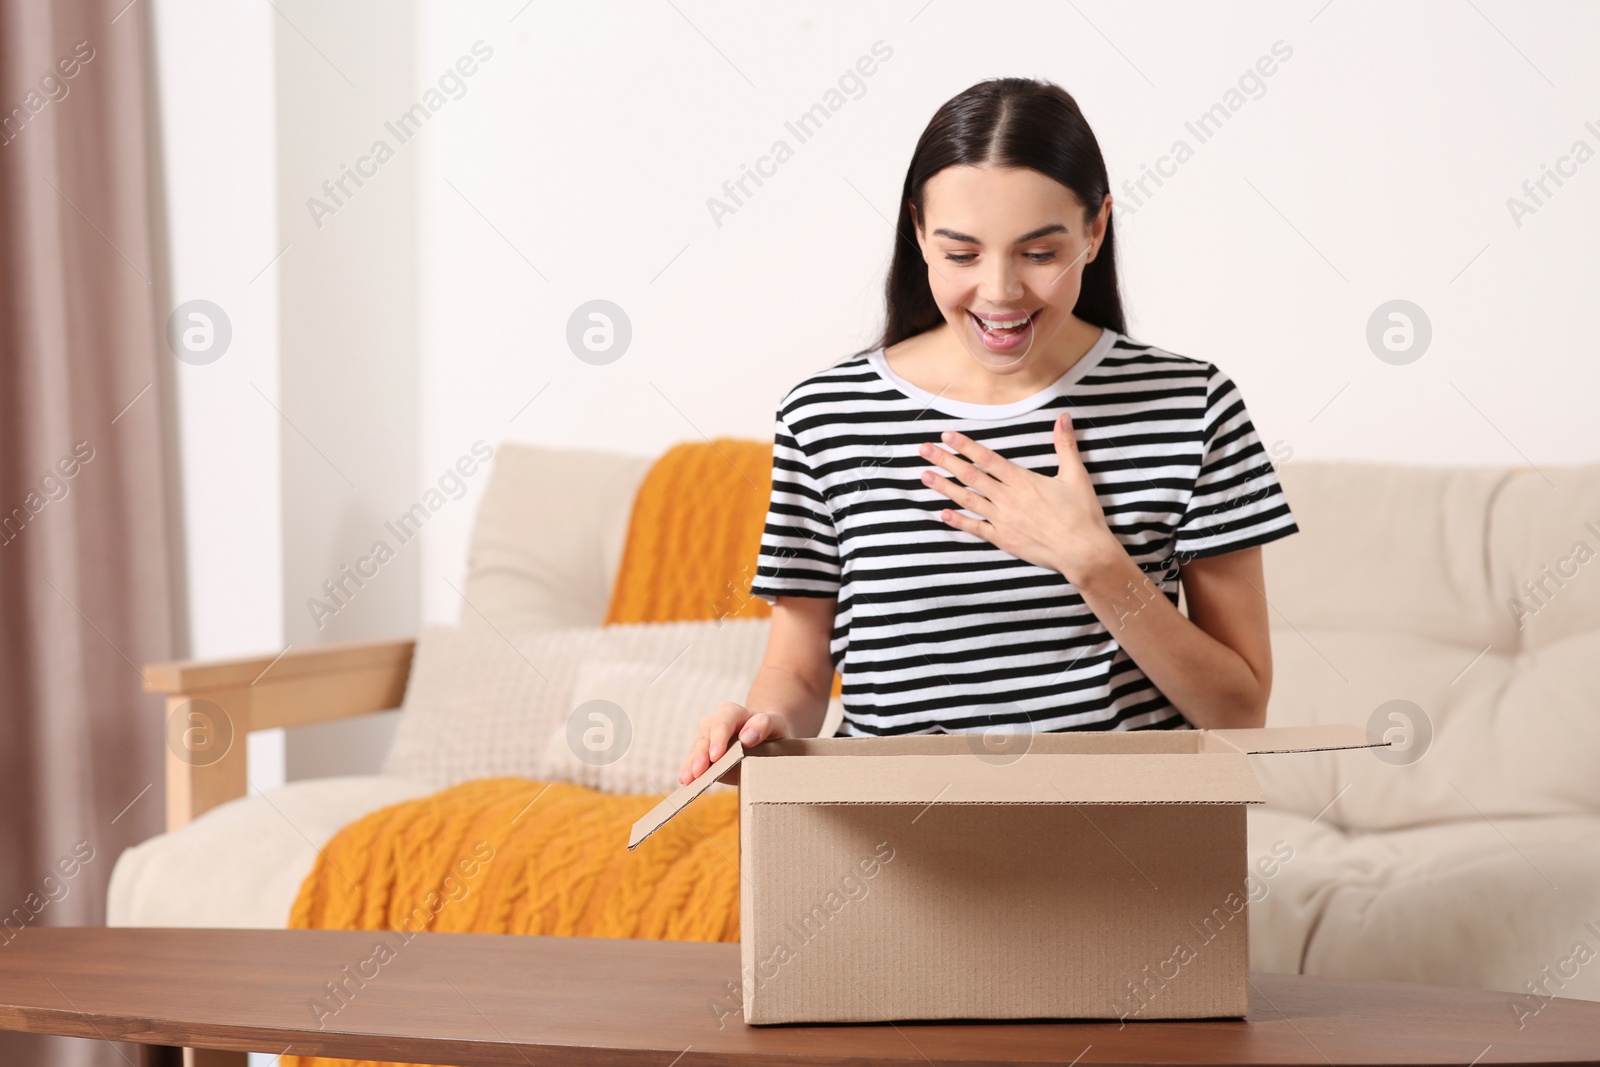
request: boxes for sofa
[111,443,1600,1044]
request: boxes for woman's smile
[966,307,1040,353]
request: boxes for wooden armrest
[144,638,416,831]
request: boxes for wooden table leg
[184,1049,248,1066]
[133,1046,244,1066]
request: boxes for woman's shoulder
[1100,336,1277,438]
[773,345,883,410]
[1094,333,1234,410]
[1101,331,1213,374]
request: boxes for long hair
[855,78,1126,358]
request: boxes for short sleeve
[1173,366,1299,562]
[747,405,842,604]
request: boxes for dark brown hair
[857,77,1126,358]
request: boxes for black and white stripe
[747,327,1299,737]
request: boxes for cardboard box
[628,723,1383,1025]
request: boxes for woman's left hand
[918,410,1121,585]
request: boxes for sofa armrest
[143,638,416,831]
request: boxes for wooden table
[0,928,1596,1065]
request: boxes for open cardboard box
[629,723,1385,1025]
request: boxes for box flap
[742,752,1266,805]
[626,740,745,851]
[1206,723,1387,755]
[759,733,1214,756]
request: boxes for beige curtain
[0,0,180,1063]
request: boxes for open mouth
[966,308,1039,349]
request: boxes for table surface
[0,928,1596,1066]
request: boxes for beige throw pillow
[381,617,805,788]
[541,658,747,796]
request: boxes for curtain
[0,0,180,1063]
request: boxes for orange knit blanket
[282,778,739,1067]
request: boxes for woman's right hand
[678,701,793,787]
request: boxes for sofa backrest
[1254,461,1600,829]
[464,444,1600,827]
[462,442,651,631]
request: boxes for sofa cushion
[540,656,845,797]
[1247,463,1600,830]
[1263,462,1512,647]
[1246,806,1600,1004]
[106,775,436,929]
[1491,467,1600,650]
[461,442,652,631]
[542,658,745,796]
[381,617,778,788]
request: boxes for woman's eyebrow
[931,223,1068,245]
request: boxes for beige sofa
[110,445,1600,1017]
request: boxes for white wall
[151,0,285,792]
[274,0,420,780]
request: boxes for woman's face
[913,164,1111,373]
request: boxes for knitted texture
[601,436,842,698]
[604,436,773,625]
[281,777,739,1067]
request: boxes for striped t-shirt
[746,325,1299,738]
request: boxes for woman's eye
[940,251,1056,263]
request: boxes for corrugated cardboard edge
[627,739,745,850]
[626,724,1388,848]
[1207,723,1388,754]
[742,751,1267,805]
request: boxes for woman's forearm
[744,662,831,739]
[1070,539,1267,729]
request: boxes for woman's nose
[978,258,1024,304]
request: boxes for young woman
[680,77,1298,785]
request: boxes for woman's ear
[1092,196,1112,251]
[908,200,927,262]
